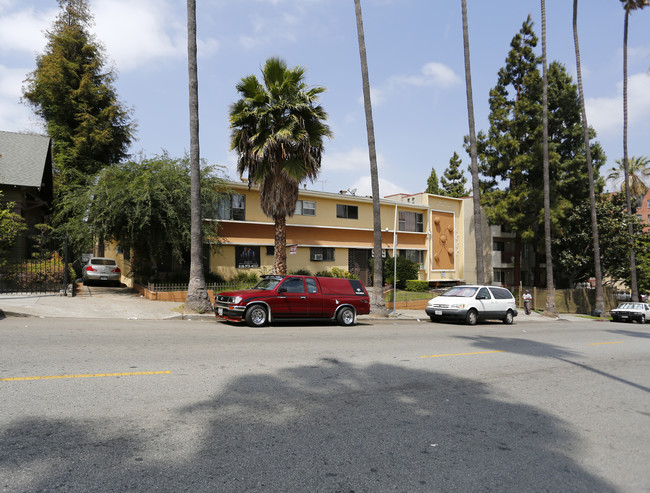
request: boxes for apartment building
[208,182,466,286]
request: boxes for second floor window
[295,200,316,216]
[216,193,245,220]
[398,211,423,232]
[337,204,358,219]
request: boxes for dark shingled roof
[0,130,52,189]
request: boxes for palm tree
[354,0,388,316]
[461,0,485,285]
[620,0,649,301]
[229,57,331,275]
[573,0,605,316]
[541,0,558,318]
[184,0,212,313]
[608,155,650,207]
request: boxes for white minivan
[425,285,518,325]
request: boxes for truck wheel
[337,307,355,326]
[503,310,514,325]
[465,309,478,326]
[245,305,268,327]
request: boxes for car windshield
[90,258,116,266]
[441,286,478,297]
[254,276,283,290]
[618,303,643,310]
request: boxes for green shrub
[384,256,419,289]
[405,280,429,292]
[290,269,313,276]
[315,267,357,279]
[233,271,259,284]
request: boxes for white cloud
[0,64,40,132]
[348,175,405,198]
[0,1,218,73]
[586,71,650,136]
[0,5,53,54]
[322,147,385,172]
[362,61,461,106]
[93,0,194,71]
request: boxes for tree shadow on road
[1,360,618,492]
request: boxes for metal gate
[0,234,72,295]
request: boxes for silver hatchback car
[82,257,122,286]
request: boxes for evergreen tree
[22,0,135,192]
[477,16,604,286]
[425,167,442,194]
[441,152,468,198]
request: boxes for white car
[82,257,122,286]
[610,302,650,323]
[425,285,518,325]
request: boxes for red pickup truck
[213,275,371,327]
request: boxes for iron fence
[145,281,257,293]
[0,235,72,295]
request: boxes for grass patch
[385,290,432,303]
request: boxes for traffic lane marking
[0,371,171,382]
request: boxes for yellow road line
[421,350,505,359]
[1,371,171,382]
[589,342,622,346]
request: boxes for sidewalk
[0,290,588,323]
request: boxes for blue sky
[1,0,648,196]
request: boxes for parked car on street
[610,302,650,323]
[214,275,370,327]
[425,285,518,325]
[82,257,121,286]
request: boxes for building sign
[290,245,297,255]
[236,246,260,268]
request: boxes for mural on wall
[236,246,260,269]
[431,212,455,271]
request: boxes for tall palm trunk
[273,215,287,275]
[540,0,557,317]
[354,0,387,316]
[573,0,605,316]
[185,0,211,312]
[461,0,484,285]
[622,7,639,301]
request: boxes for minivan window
[476,287,491,300]
[489,287,514,300]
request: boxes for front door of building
[349,249,371,286]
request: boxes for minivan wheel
[337,306,355,326]
[245,305,268,327]
[465,309,478,326]
[503,310,514,325]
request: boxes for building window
[399,250,424,269]
[336,204,358,219]
[310,247,334,261]
[266,246,274,256]
[216,193,245,220]
[647,199,650,209]
[493,241,505,251]
[398,211,423,232]
[295,200,316,216]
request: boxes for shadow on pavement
[1,360,616,492]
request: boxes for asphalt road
[1,317,648,492]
